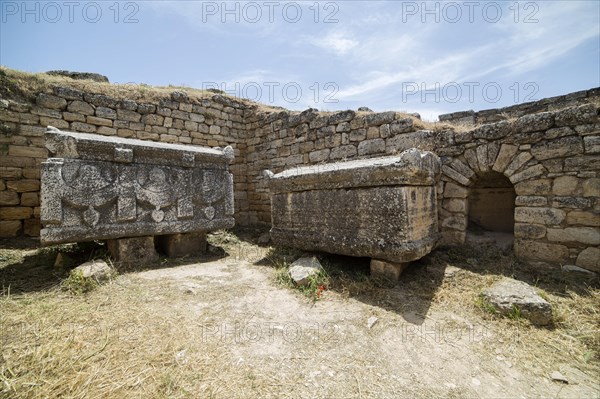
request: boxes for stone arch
[440,141,545,245]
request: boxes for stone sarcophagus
[265,149,441,277]
[40,127,235,246]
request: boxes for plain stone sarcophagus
[40,127,235,246]
[265,149,441,276]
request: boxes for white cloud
[309,31,359,56]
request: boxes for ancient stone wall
[243,100,599,271]
[1,71,598,271]
[1,82,251,237]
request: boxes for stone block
[40,128,235,245]
[107,236,159,267]
[6,180,40,192]
[482,278,552,325]
[514,207,565,225]
[0,220,22,237]
[582,178,600,197]
[68,100,94,115]
[583,136,600,153]
[24,219,40,236]
[117,109,141,122]
[552,176,580,196]
[443,182,468,198]
[0,167,21,179]
[492,144,518,173]
[357,139,385,156]
[37,93,67,110]
[514,239,569,263]
[87,116,113,127]
[547,227,600,245]
[576,247,600,272]
[514,179,551,196]
[514,223,546,239]
[8,145,48,158]
[370,259,409,281]
[531,136,583,161]
[1,207,33,220]
[567,211,600,227]
[96,107,117,119]
[266,149,440,263]
[0,191,19,205]
[20,192,40,206]
[330,145,357,160]
[443,198,467,213]
[155,232,207,258]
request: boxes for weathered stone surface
[1,207,33,220]
[514,207,565,225]
[554,104,598,127]
[564,155,600,172]
[567,211,600,226]
[509,164,546,184]
[289,257,323,286]
[552,176,580,196]
[24,219,40,236]
[370,259,409,281]
[40,128,235,245]
[515,196,547,207]
[266,149,440,263]
[551,196,592,209]
[514,112,554,133]
[514,179,551,196]
[20,192,40,206]
[514,223,546,239]
[107,236,159,267]
[72,259,114,282]
[365,111,395,126]
[547,227,600,245]
[482,278,553,325]
[492,144,519,173]
[0,220,21,237]
[514,239,569,263]
[576,247,600,272]
[37,93,67,110]
[531,136,583,160]
[443,182,468,198]
[0,191,20,205]
[155,232,207,257]
[443,198,467,213]
[583,136,600,153]
[330,145,357,160]
[472,120,511,140]
[358,138,385,156]
[68,100,95,115]
[582,178,599,197]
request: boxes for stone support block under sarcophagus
[40,127,235,246]
[265,149,441,268]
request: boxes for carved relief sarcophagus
[40,127,234,245]
[265,149,441,265]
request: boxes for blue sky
[1,0,599,120]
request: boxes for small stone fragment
[72,259,114,283]
[482,278,553,325]
[367,316,379,329]
[550,371,569,384]
[289,257,323,286]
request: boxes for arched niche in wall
[467,171,516,234]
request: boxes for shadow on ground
[238,226,599,327]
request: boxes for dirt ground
[1,230,599,399]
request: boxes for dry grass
[0,66,275,112]
[1,231,599,398]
